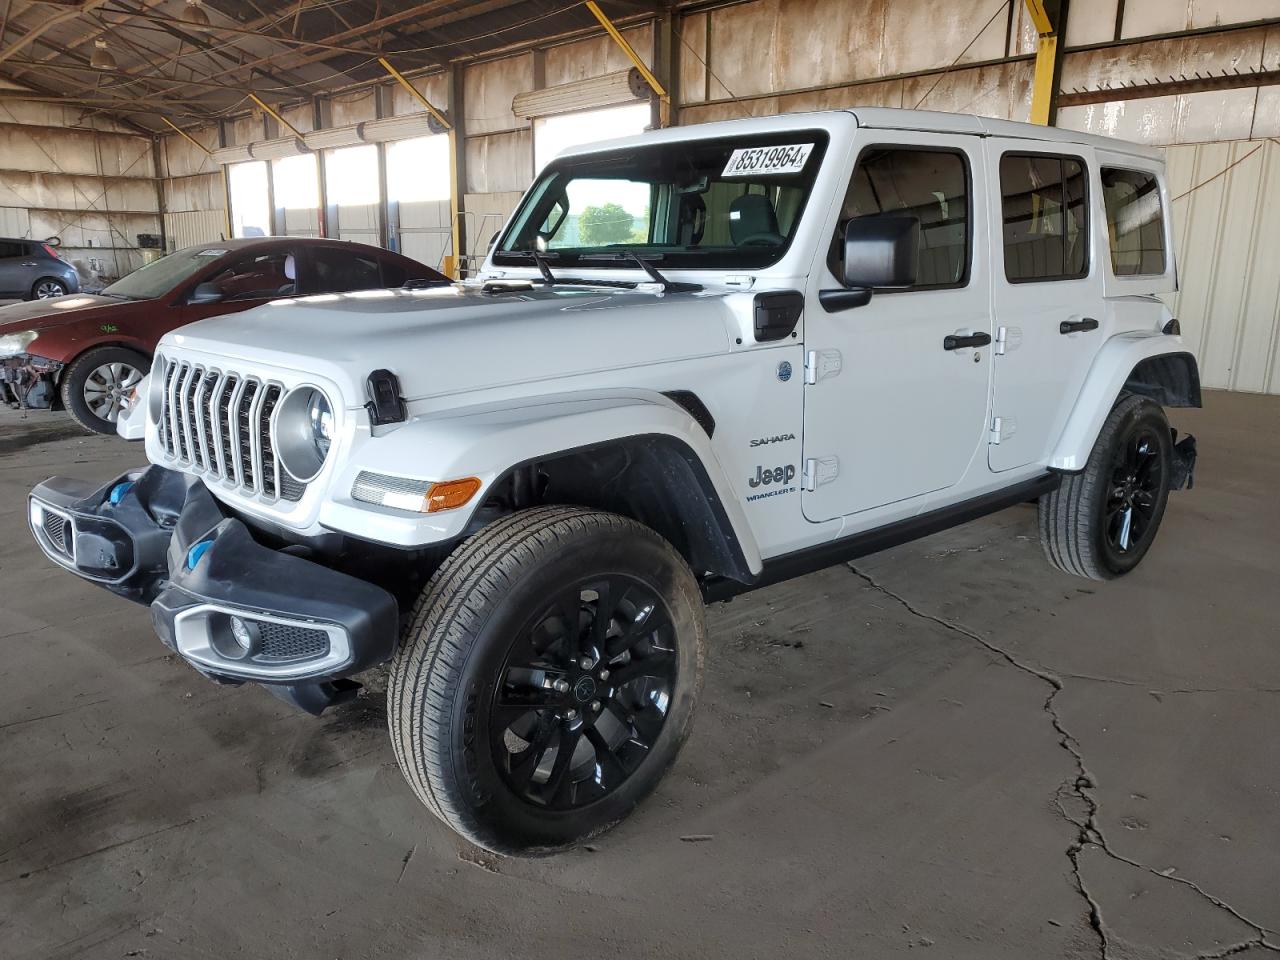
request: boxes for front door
[985,142,1100,471]
[802,134,994,523]
[173,246,302,330]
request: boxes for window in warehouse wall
[533,102,651,173]
[228,160,270,238]
[271,154,321,238]
[387,135,451,268]
[324,144,381,245]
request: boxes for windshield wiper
[504,249,560,284]
[531,250,558,285]
[578,250,701,293]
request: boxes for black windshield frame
[493,129,830,271]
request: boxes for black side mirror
[844,215,919,287]
[821,215,921,313]
[188,281,225,305]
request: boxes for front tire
[389,506,705,855]
[60,346,150,434]
[1039,394,1173,580]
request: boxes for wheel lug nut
[564,708,578,721]
[553,679,569,693]
[591,700,601,712]
[598,669,609,681]
[579,657,593,669]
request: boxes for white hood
[161,284,736,409]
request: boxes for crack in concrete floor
[847,564,1280,960]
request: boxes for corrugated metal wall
[0,104,161,282]
[163,210,228,251]
[1167,139,1280,395]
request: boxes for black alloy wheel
[491,576,678,811]
[1038,394,1173,580]
[388,506,705,855]
[1103,426,1165,559]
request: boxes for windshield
[494,130,829,270]
[102,244,231,300]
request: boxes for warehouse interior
[2,1,1280,957]
[0,0,1277,387]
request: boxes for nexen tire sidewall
[442,524,703,852]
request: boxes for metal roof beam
[0,0,110,64]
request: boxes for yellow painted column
[1024,0,1060,126]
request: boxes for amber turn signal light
[424,477,482,513]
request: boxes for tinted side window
[1101,167,1166,276]
[0,241,24,259]
[380,258,408,287]
[310,249,383,293]
[209,251,295,301]
[833,147,969,289]
[1000,154,1089,282]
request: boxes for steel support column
[1024,0,1067,125]
[585,0,671,126]
[378,55,462,278]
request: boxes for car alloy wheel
[35,280,66,299]
[82,362,143,423]
[491,575,678,810]
[1105,426,1165,554]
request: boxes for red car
[0,237,447,433]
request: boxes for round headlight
[275,386,335,483]
[147,362,164,423]
[308,391,333,459]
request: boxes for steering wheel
[738,231,786,246]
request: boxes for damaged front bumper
[28,466,399,713]
[1,354,62,408]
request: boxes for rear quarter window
[1101,167,1167,276]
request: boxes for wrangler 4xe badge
[746,463,797,502]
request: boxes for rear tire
[60,346,150,435]
[1039,394,1172,580]
[388,506,705,855]
[30,277,68,300]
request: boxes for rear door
[301,245,386,294]
[801,134,994,522]
[986,142,1101,471]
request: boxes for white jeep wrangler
[28,108,1198,854]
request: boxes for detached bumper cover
[28,466,399,693]
[28,466,191,602]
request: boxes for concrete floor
[1,392,1277,960]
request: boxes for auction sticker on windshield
[722,143,814,177]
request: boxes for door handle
[943,332,992,351]
[1060,318,1099,335]
[20,261,37,267]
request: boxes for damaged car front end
[27,466,399,713]
[0,351,62,410]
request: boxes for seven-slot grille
[158,358,304,502]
